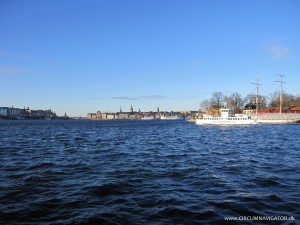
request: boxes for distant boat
[196,106,256,125]
[141,116,155,120]
[160,115,182,120]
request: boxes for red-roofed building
[258,106,300,114]
[290,106,300,113]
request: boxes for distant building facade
[0,106,57,119]
[86,105,192,120]
[0,107,20,118]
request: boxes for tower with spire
[130,102,133,113]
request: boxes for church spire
[130,102,133,113]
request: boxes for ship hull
[141,117,155,120]
[160,116,181,120]
[196,118,257,125]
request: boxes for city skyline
[1,0,300,116]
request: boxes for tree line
[200,91,300,115]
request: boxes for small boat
[196,106,257,125]
[160,114,181,120]
[141,116,155,120]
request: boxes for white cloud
[88,95,168,100]
[0,50,23,58]
[139,95,168,99]
[0,49,57,64]
[264,38,290,61]
[111,96,138,100]
[87,97,106,100]
[267,44,289,60]
[0,66,22,75]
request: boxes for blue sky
[0,0,299,116]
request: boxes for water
[0,120,299,224]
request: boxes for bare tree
[290,95,300,106]
[224,92,244,114]
[200,100,209,112]
[259,95,267,108]
[268,91,280,107]
[210,92,224,109]
[244,93,267,110]
[284,93,299,107]
[268,91,296,107]
[206,92,224,116]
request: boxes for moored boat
[196,106,257,125]
[141,116,155,120]
[160,115,181,120]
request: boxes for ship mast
[275,72,286,114]
[251,72,261,114]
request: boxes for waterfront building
[0,107,8,117]
[243,103,259,114]
[87,113,97,119]
[129,114,136,119]
[0,106,21,118]
[8,107,20,118]
[86,113,93,119]
[96,111,102,119]
[119,113,129,119]
[85,105,193,120]
[101,113,107,119]
[0,106,57,119]
[86,111,102,119]
[256,106,300,114]
[107,114,115,119]
[29,110,45,118]
[291,106,300,113]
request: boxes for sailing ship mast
[251,72,261,114]
[276,73,286,114]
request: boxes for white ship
[160,115,181,120]
[196,106,257,125]
[141,116,155,120]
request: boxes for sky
[0,0,299,116]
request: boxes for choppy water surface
[0,120,299,224]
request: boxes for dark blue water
[0,120,299,225]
